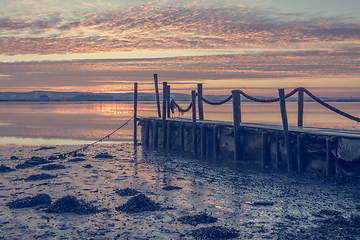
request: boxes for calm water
[1,101,360,145]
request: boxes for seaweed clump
[15,156,50,169]
[115,193,161,213]
[24,173,57,181]
[178,212,218,226]
[41,164,66,170]
[189,226,239,239]
[45,195,98,215]
[115,188,139,197]
[0,164,15,172]
[6,194,52,209]
[94,152,114,159]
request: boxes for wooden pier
[134,77,360,177]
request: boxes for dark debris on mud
[68,157,87,162]
[45,195,98,215]
[83,164,93,168]
[189,226,239,239]
[94,152,114,159]
[34,146,56,151]
[15,156,51,169]
[178,212,218,226]
[115,187,139,197]
[162,185,182,191]
[0,164,15,172]
[6,194,52,209]
[115,193,161,213]
[24,173,57,181]
[41,164,66,170]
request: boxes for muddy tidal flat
[1,143,360,239]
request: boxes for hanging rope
[52,116,134,159]
[196,92,233,105]
[170,99,192,113]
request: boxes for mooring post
[154,74,161,118]
[232,90,241,161]
[167,85,171,118]
[133,82,138,147]
[192,90,198,155]
[297,134,305,172]
[326,138,336,176]
[153,120,158,149]
[162,82,167,149]
[298,88,304,127]
[261,131,269,169]
[180,123,185,152]
[279,88,293,171]
[198,83,204,120]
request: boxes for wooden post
[162,82,167,149]
[213,125,219,158]
[144,120,150,147]
[297,134,305,172]
[167,85,171,118]
[154,74,161,118]
[133,82,138,146]
[201,124,206,158]
[192,90,197,155]
[298,88,304,127]
[153,120,158,149]
[326,138,336,176]
[198,83,204,120]
[180,123,185,152]
[261,131,269,169]
[279,88,293,171]
[232,90,241,161]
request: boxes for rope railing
[168,86,360,123]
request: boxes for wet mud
[1,144,360,239]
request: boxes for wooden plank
[201,124,206,157]
[153,120,158,149]
[261,131,269,169]
[180,123,185,152]
[297,134,305,172]
[326,138,336,176]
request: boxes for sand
[1,143,360,239]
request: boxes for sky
[0,0,359,97]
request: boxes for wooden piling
[326,138,336,176]
[298,88,304,127]
[154,74,161,118]
[144,119,150,147]
[261,131,269,169]
[279,88,293,171]
[180,123,185,152]
[297,134,305,172]
[133,82,138,146]
[198,83,204,120]
[213,125,219,158]
[201,124,206,157]
[162,82,167,149]
[275,134,280,169]
[167,121,171,150]
[167,85,171,118]
[153,120,158,149]
[192,90,197,155]
[232,90,241,161]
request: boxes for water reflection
[1,101,360,145]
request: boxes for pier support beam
[133,82,138,147]
[261,131,269,169]
[201,124,206,158]
[213,125,219,158]
[153,120,158,148]
[162,82,167,149]
[298,88,304,127]
[326,138,336,176]
[198,83,204,120]
[297,134,305,172]
[279,88,293,171]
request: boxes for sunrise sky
[0,0,359,97]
